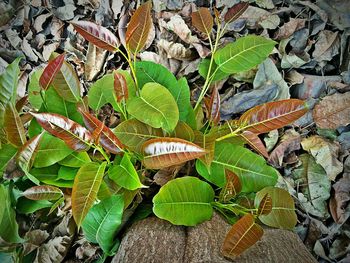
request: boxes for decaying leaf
[329,174,350,224]
[191,7,213,35]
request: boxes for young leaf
[114,72,128,102]
[39,53,65,90]
[58,152,91,167]
[142,137,206,169]
[28,68,44,110]
[171,121,195,142]
[31,112,93,151]
[240,131,268,158]
[207,87,220,125]
[72,162,107,228]
[79,110,123,154]
[108,154,144,190]
[257,193,272,216]
[22,185,63,200]
[224,2,249,23]
[239,99,307,134]
[70,21,119,52]
[219,170,242,202]
[4,103,26,147]
[153,177,215,226]
[254,187,297,229]
[113,119,163,152]
[191,7,213,35]
[193,131,216,167]
[16,132,44,172]
[222,214,263,258]
[127,82,179,133]
[125,1,152,53]
[82,195,124,252]
[214,35,276,74]
[199,59,230,82]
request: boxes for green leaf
[135,61,191,121]
[16,197,52,214]
[214,35,276,74]
[45,87,83,124]
[127,82,179,133]
[108,154,144,190]
[198,142,278,193]
[254,187,297,229]
[33,133,74,168]
[0,57,22,125]
[58,166,78,180]
[113,119,163,152]
[0,144,17,177]
[0,185,23,243]
[152,176,214,226]
[82,195,124,253]
[72,162,107,228]
[196,159,226,187]
[198,58,230,82]
[28,67,44,109]
[58,152,91,167]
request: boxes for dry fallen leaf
[312,30,340,62]
[329,174,350,224]
[274,18,306,40]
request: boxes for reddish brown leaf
[240,131,268,158]
[114,72,128,102]
[39,53,65,90]
[125,1,152,53]
[191,7,213,34]
[222,214,263,258]
[22,185,63,200]
[79,110,123,154]
[16,132,44,172]
[142,137,206,169]
[4,103,26,147]
[31,112,93,151]
[208,87,220,125]
[239,99,307,134]
[219,170,242,202]
[224,2,249,23]
[70,21,119,52]
[15,96,28,112]
[257,193,272,216]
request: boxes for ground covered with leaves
[1,0,350,262]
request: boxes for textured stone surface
[113,213,318,263]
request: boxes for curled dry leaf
[313,92,350,129]
[114,72,128,102]
[22,185,63,200]
[142,137,206,169]
[240,131,269,158]
[222,214,263,258]
[79,110,123,154]
[219,170,242,202]
[39,53,65,90]
[70,21,119,52]
[31,112,93,152]
[239,99,307,134]
[257,193,272,216]
[191,7,213,35]
[125,1,152,53]
[224,2,249,23]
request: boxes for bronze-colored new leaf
[207,87,220,125]
[71,21,119,52]
[240,131,268,158]
[219,170,242,202]
[4,103,26,147]
[257,193,272,216]
[22,185,63,200]
[222,214,263,258]
[142,137,206,169]
[114,72,128,102]
[125,1,152,53]
[79,110,123,154]
[224,2,249,23]
[39,53,65,90]
[31,112,93,151]
[191,7,213,34]
[239,99,307,134]
[16,132,44,172]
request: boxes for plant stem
[95,145,111,165]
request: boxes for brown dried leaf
[329,175,350,224]
[274,18,306,40]
[191,7,213,35]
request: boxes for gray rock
[113,213,317,263]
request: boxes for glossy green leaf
[152,176,214,226]
[72,162,107,228]
[127,82,179,133]
[196,159,225,187]
[58,166,78,180]
[16,197,52,214]
[113,119,163,152]
[108,154,144,190]
[198,58,229,82]
[82,195,124,252]
[0,144,17,177]
[214,35,276,74]
[33,133,73,168]
[254,187,297,229]
[28,67,44,109]
[197,142,278,193]
[58,152,91,168]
